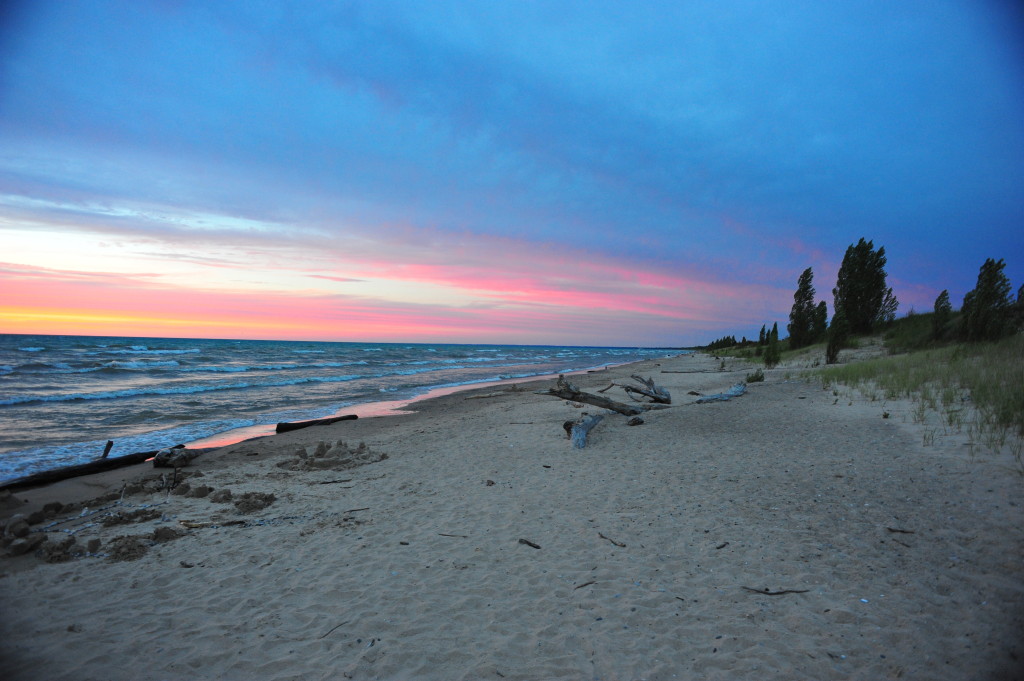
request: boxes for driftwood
[564,413,604,449]
[694,383,747,403]
[152,447,203,468]
[0,446,219,491]
[275,414,358,434]
[622,375,671,404]
[536,375,668,416]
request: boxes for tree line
[704,238,1021,366]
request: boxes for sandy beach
[1,352,1022,681]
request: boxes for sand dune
[2,353,1022,680]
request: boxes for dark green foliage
[763,323,781,368]
[885,311,938,352]
[961,258,1014,342]
[746,367,765,383]
[932,290,952,341]
[826,310,849,364]
[787,267,820,350]
[758,325,766,345]
[832,238,897,334]
[705,335,738,351]
[812,301,828,342]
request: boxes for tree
[812,301,828,341]
[763,322,781,368]
[826,310,849,364]
[961,258,1013,341]
[832,238,897,335]
[787,267,818,350]
[932,289,952,340]
[758,325,766,345]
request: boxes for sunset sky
[1,1,1022,346]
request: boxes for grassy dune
[815,333,1023,470]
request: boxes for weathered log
[569,413,605,449]
[536,375,666,416]
[275,414,358,434]
[622,375,671,404]
[694,383,747,403]
[0,446,219,491]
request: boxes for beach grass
[815,333,1024,469]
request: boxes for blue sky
[1,1,1022,345]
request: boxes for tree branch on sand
[535,375,670,416]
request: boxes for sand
[1,352,1022,680]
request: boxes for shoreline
[0,349,680,486]
[2,351,1021,680]
[0,356,681,511]
[182,357,670,451]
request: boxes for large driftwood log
[275,414,358,434]
[622,375,671,404]
[562,413,605,449]
[536,375,668,416]
[0,446,220,491]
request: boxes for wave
[0,373,371,406]
[102,360,181,370]
[0,359,551,406]
[85,348,202,356]
[17,347,45,352]
[179,360,370,373]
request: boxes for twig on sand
[518,538,541,549]
[318,478,352,485]
[439,533,468,538]
[598,532,626,547]
[741,586,809,596]
[886,527,915,534]
[344,507,369,513]
[574,581,596,590]
[318,621,350,639]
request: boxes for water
[0,334,678,482]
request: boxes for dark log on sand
[536,375,669,417]
[275,414,358,434]
[0,446,219,491]
[622,375,671,404]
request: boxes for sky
[1,0,1022,347]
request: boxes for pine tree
[812,301,828,342]
[787,267,817,350]
[763,322,781,368]
[961,258,1013,341]
[826,310,848,364]
[832,238,897,335]
[932,290,952,340]
[758,325,766,345]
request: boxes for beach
[1,352,1022,680]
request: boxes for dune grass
[816,334,1024,470]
